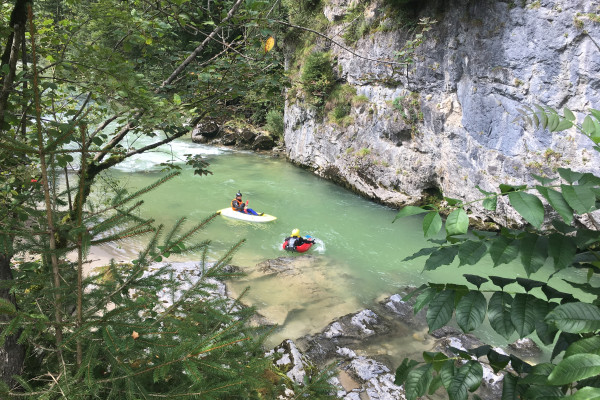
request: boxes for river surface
[90,137,588,362]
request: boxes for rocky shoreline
[232,256,542,400]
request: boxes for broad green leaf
[564,336,600,359]
[582,115,596,136]
[538,110,548,129]
[468,345,492,359]
[499,184,527,194]
[422,351,451,371]
[548,354,600,385]
[536,302,559,346]
[426,290,455,332]
[463,274,488,290]
[428,374,443,395]
[541,284,576,301]
[424,246,459,271]
[488,350,510,373]
[519,233,547,276]
[444,197,462,206]
[414,288,438,314]
[394,358,420,385]
[489,236,519,267]
[531,174,556,186]
[445,209,469,237]
[440,360,457,389]
[458,240,488,266]
[545,302,600,333]
[519,362,554,385]
[548,234,577,271]
[558,168,584,184]
[403,247,437,261]
[536,186,573,224]
[555,118,573,131]
[455,291,486,332]
[523,385,564,398]
[423,212,443,238]
[476,186,497,210]
[488,292,515,340]
[394,206,428,221]
[508,191,544,227]
[401,284,428,302]
[552,332,581,361]
[580,173,600,186]
[405,364,433,400]
[447,361,483,400]
[511,293,537,338]
[564,107,576,121]
[510,355,533,374]
[562,184,596,214]
[564,387,600,399]
[548,112,560,131]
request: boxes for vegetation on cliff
[394,106,600,399]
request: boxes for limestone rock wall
[284,0,600,223]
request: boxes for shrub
[265,109,285,140]
[301,51,334,106]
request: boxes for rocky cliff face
[284,0,600,224]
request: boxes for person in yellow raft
[231,191,263,216]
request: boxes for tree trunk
[0,252,25,388]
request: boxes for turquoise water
[91,138,589,355]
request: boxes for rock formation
[284,0,600,225]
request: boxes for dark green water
[91,138,589,354]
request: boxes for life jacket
[231,198,244,211]
[285,237,298,251]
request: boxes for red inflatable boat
[282,236,314,253]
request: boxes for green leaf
[564,107,576,121]
[519,362,554,385]
[519,233,548,276]
[405,364,433,400]
[511,293,537,338]
[508,191,545,227]
[558,168,584,184]
[489,236,519,267]
[499,184,525,194]
[548,354,600,386]
[476,186,498,210]
[564,387,600,399]
[536,303,559,346]
[424,246,459,271]
[394,358,420,385]
[555,118,573,131]
[444,197,462,206]
[440,360,457,390]
[428,374,443,395]
[564,336,600,359]
[548,112,560,131]
[422,351,451,371]
[394,206,428,221]
[423,212,443,238]
[445,209,469,237]
[414,288,438,314]
[548,234,577,271]
[462,274,488,290]
[531,174,556,186]
[447,361,483,400]
[562,184,596,214]
[426,290,455,332]
[536,186,574,224]
[488,292,515,339]
[545,302,600,333]
[582,115,596,136]
[458,240,488,266]
[455,291,486,332]
[487,350,511,373]
[403,247,437,261]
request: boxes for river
[89,137,589,363]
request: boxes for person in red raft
[283,229,315,253]
[231,191,263,216]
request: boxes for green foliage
[394,104,600,399]
[265,109,285,140]
[0,0,296,396]
[300,51,334,107]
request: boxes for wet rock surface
[191,119,278,151]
